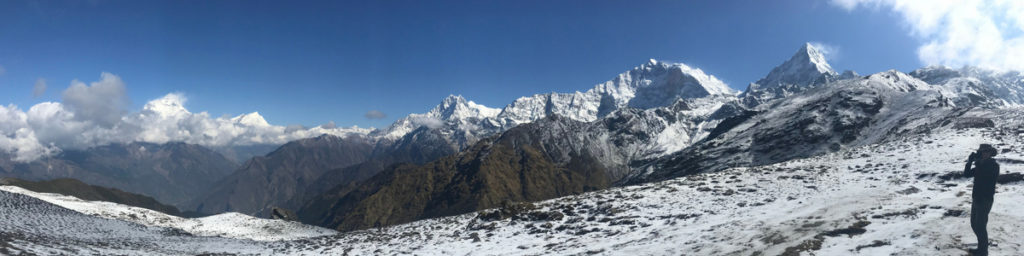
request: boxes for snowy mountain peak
[492,59,738,128]
[800,42,834,74]
[143,93,190,117]
[439,94,467,107]
[429,94,500,121]
[597,60,737,110]
[761,43,838,85]
[740,43,841,107]
[374,94,501,142]
[232,112,271,127]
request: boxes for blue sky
[0,0,925,128]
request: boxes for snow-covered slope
[301,122,1020,255]
[581,95,741,172]
[0,189,282,255]
[0,185,336,241]
[632,69,958,184]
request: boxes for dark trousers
[971,196,994,253]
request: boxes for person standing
[964,144,1000,256]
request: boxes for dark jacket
[964,158,1000,198]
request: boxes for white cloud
[124,93,371,148]
[25,102,104,149]
[409,116,444,129]
[0,104,58,161]
[33,78,47,97]
[833,0,1024,71]
[0,65,6,76]
[62,72,128,127]
[0,73,375,162]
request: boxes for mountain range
[290,42,1024,232]
[2,107,1021,255]
[4,42,1024,239]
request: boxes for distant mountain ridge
[189,134,375,217]
[0,141,237,207]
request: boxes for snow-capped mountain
[740,43,840,107]
[374,95,501,141]
[300,53,972,232]
[354,59,743,172]
[371,59,740,151]
[496,59,738,127]
[220,43,835,231]
[372,95,503,149]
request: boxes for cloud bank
[62,73,128,127]
[0,73,372,162]
[833,0,1024,71]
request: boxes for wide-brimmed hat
[978,144,998,156]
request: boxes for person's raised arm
[964,152,977,177]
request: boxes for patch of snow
[0,186,336,241]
